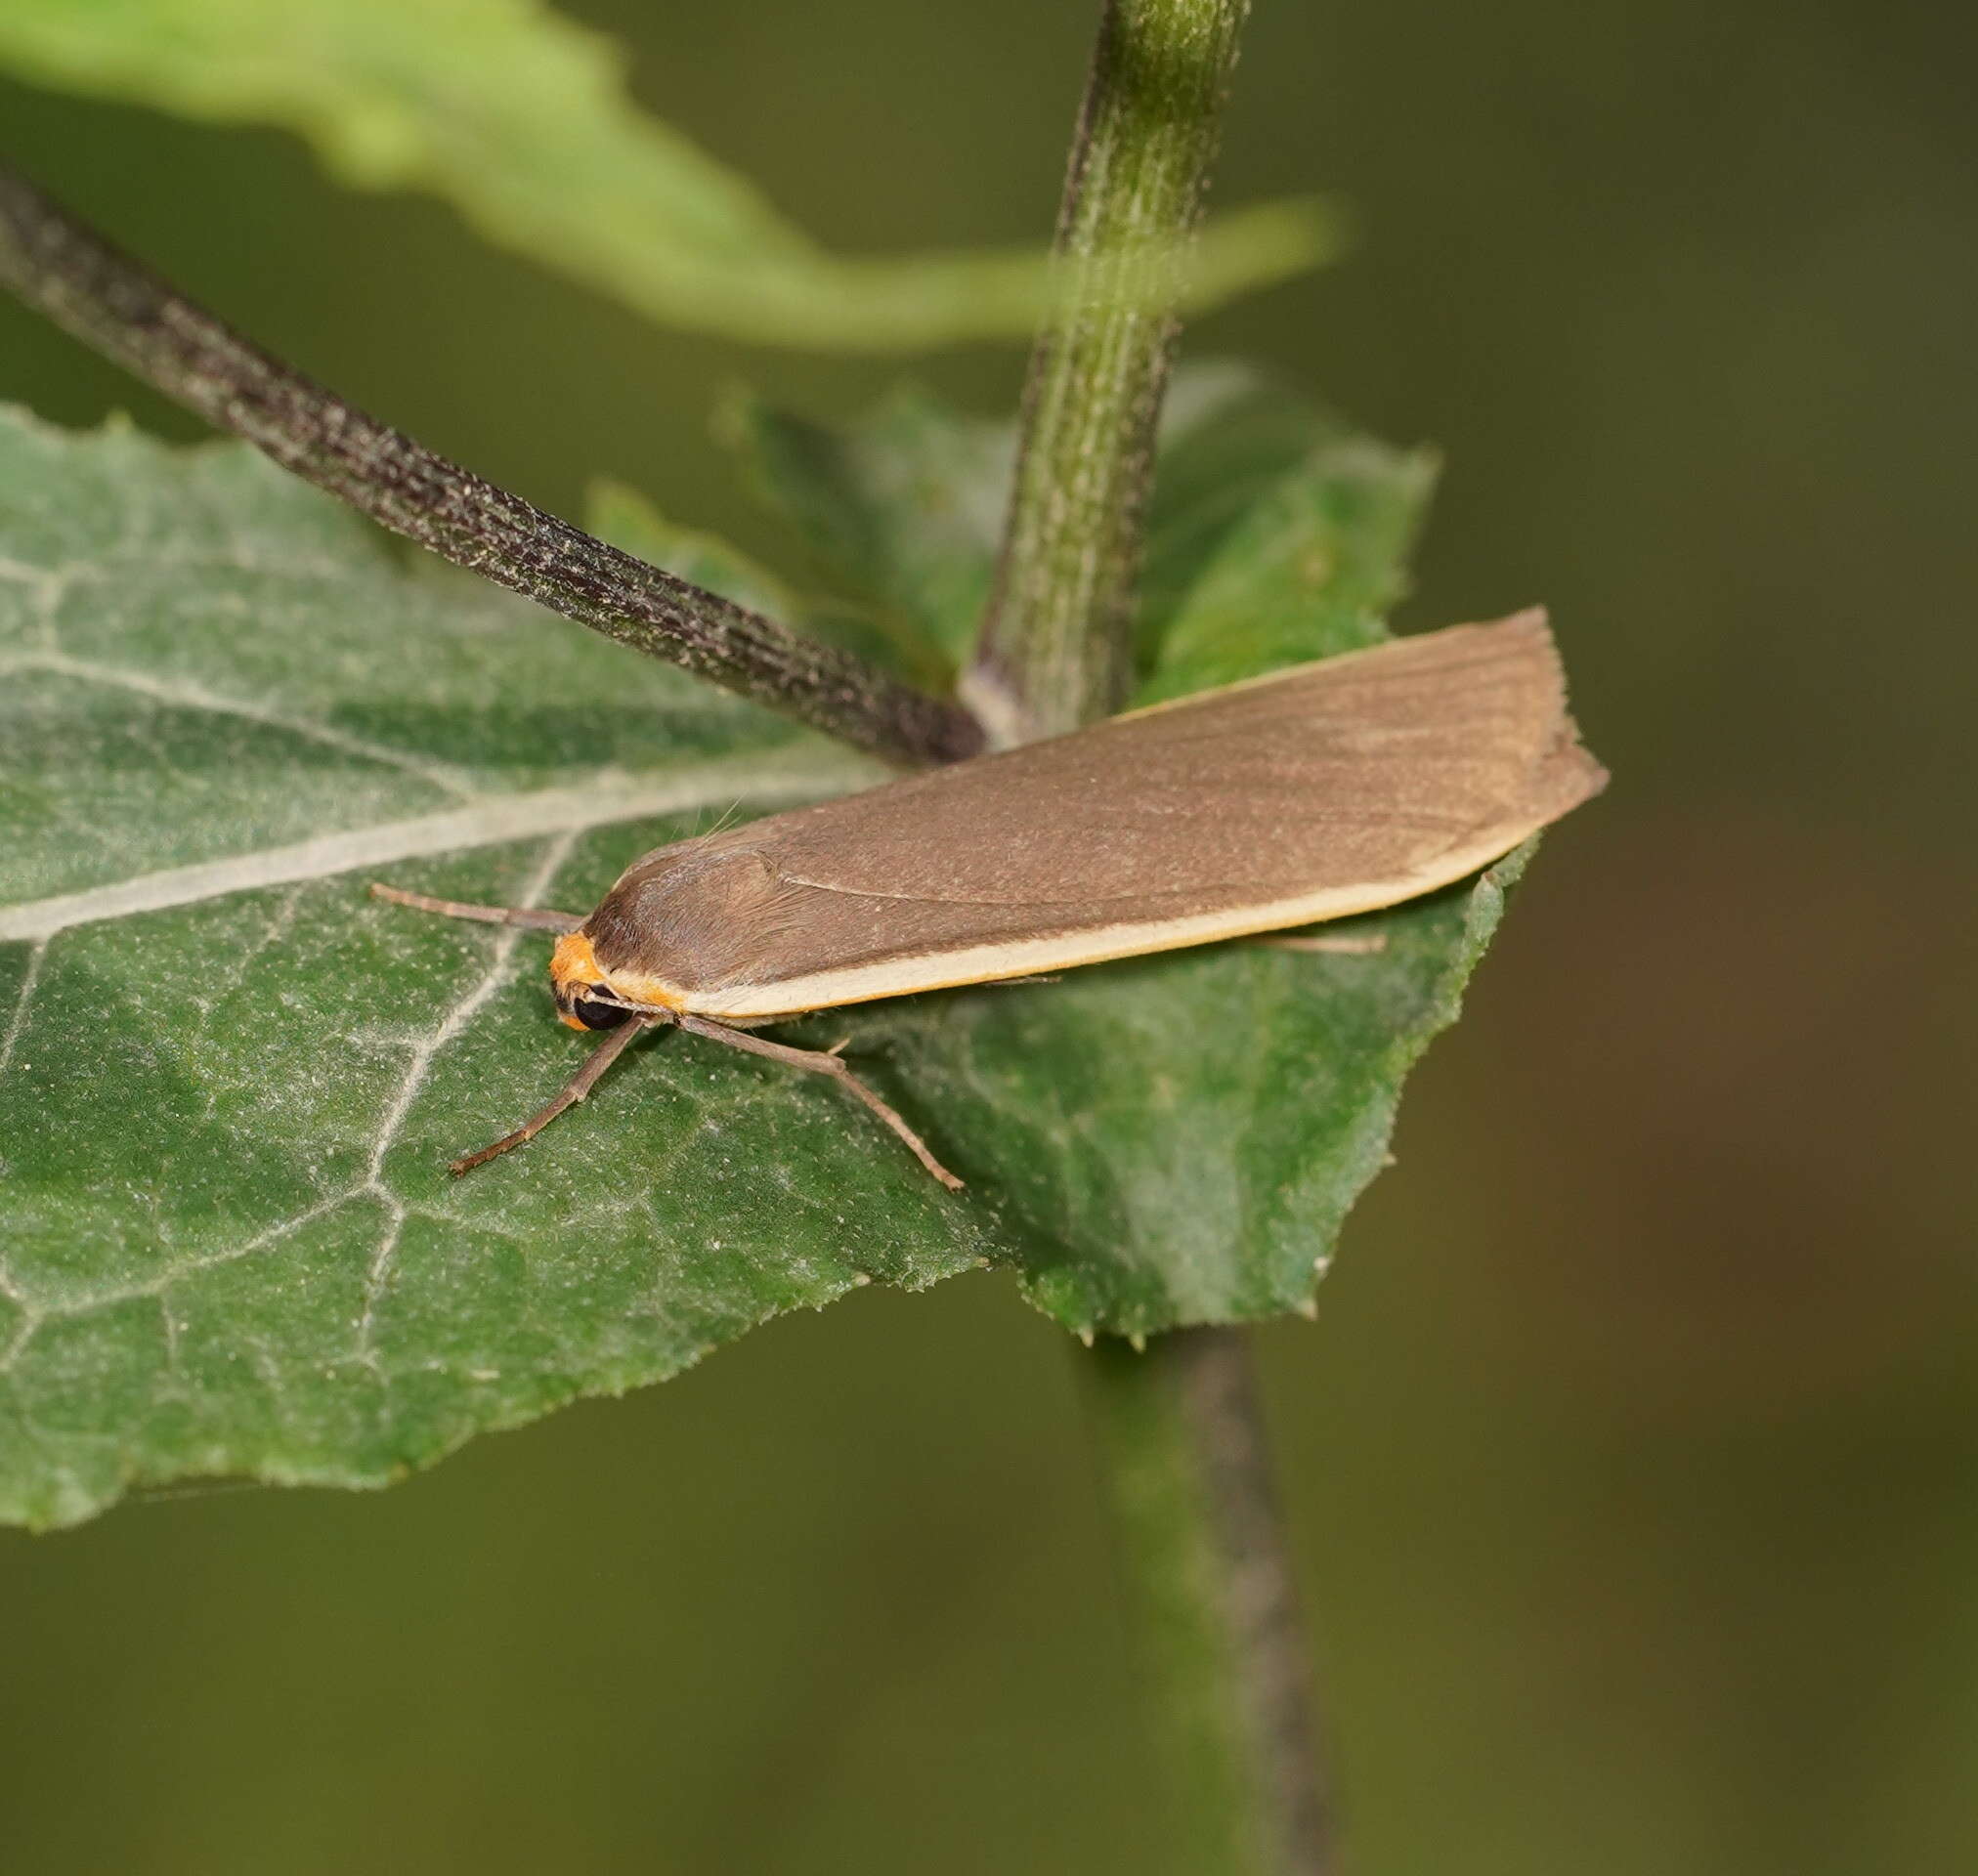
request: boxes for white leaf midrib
[0,749,875,942]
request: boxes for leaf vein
[10,650,481,801]
[0,938,44,1078]
[353,828,580,1365]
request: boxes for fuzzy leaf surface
[0,409,983,1529]
[1,379,1521,1528]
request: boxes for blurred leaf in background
[0,0,1334,350]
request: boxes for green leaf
[812,853,1526,1341]
[0,0,1335,352]
[0,407,992,1530]
[0,379,1519,1529]
[1135,362,1439,699]
[720,366,1508,1343]
[713,364,1437,696]
[715,383,1011,672]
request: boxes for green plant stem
[975,2,1332,1868]
[1080,1332,1332,1874]
[966,0,1253,740]
[0,166,983,769]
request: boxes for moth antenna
[371,882,584,935]
[674,1013,964,1192]
[450,1017,654,1174]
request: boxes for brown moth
[375,609,1606,1187]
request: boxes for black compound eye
[572,995,633,1031]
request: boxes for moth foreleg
[370,881,584,935]
[450,1016,655,1174]
[674,1014,964,1193]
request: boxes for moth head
[549,929,639,1032]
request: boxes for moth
[376,609,1606,1187]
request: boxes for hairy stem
[0,167,982,769]
[1081,1333,1332,1874]
[966,0,1252,741]
[977,2,1334,1867]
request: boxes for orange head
[549,930,641,1032]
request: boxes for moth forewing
[567,610,1607,1021]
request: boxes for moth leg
[1254,930,1390,956]
[675,1013,964,1193]
[370,881,584,935]
[450,1017,655,1174]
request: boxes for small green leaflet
[0,376,1518,1530]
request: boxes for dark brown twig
[0,166,984,769]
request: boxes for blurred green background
[2,2,1973,1871]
